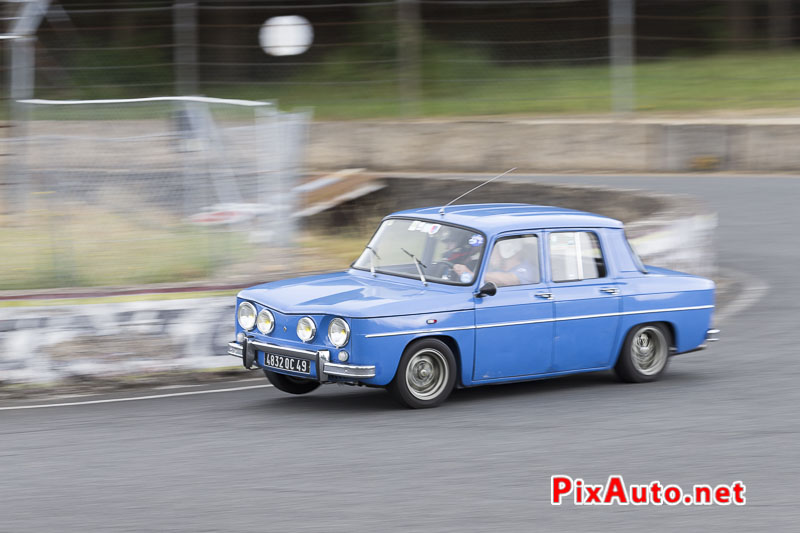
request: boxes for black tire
[614,323,671,383]
[263,370,321,395]
[388,338,457,408]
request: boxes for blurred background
[0,0,797,291]
[2,0,800,115]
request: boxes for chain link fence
[2,1,799,117]
[0,96,310,290]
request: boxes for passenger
[454,238,535,287]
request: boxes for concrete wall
[308,119,800,172]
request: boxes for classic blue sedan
[228,204,718,408]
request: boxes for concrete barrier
[0,298,234,385]
[308,118,800,172]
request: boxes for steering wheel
[430,260,456,279]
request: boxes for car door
[546,229,622,372]
[473,233,555,381]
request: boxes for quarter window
[549,231,607,282]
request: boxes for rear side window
[549,231,607,282]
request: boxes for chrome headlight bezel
[296,316,316,342]
[328,317,350,348]
[256,308,275,335]
[237,302,257,331]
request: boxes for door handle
[535,292,553,300]
[600,287,619,295]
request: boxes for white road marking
[715,268,770,324]
[0,384,273,411]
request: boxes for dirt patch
[306,177,666,230]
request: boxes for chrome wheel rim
[405,349,449,400]
[631,326,667,376]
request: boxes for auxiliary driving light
[257,308,275,334]
[297,316,316,342]
[337,350,349,362]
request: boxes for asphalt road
[1,174,798,532]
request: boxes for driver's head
[497,239,522,259]
[490,238,523,268]
[441,228,460,247]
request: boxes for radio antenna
[438,168,517,216]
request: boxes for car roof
[388,203,623,233]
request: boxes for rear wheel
[614,323,670,383]
[389,339,457,408]
[264,370,320,395]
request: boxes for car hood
[238,271,473,318]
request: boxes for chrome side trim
[476,318,551,329]
[619,304,714,316]
[364,305,715,338]
[365,324,476,339]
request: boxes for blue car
[228,203,718,408]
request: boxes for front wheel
[614,323,670,383]
[264,370,320,395]
[389,339,457,408]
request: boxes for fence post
[7,36,35,213]
[768,0,791,49]
[609,0,635,113]
[396,0,422,116]
[174,1,198,95]
[6,0,51,214]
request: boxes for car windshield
[352,219,486,285]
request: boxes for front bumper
[227,340,376,381]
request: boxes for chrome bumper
[676,328,720,355]
[227,340,375,381]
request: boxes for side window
[485,234,540,288]
[549,231,607,282]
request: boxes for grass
[0,195,374,291]
[22,50,800,120]
[198,50,800,119]
[0,203,248,290]
[0,290,238,308]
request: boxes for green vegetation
[0,204,247,290]
[202,50,800,119]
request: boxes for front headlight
[297,316,316,342]
[257,308,275,334]
[328,317,350,348]
[237,302,257,331]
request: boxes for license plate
[263,353,311,375]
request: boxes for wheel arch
[403,334,464,386]
[613,320,676,364]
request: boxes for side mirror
[475,281,497,298]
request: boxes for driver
[439,229,481,282]
[440,229,473,264]
[454,238,535,287]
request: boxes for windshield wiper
[365,245,381,276]
[401,247,428,286]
